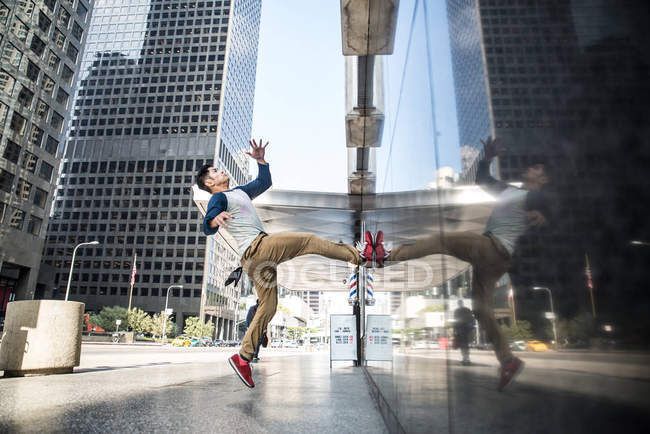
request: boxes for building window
[18,0,35,17]
[17,86,34,108]
[10,16,29,41]
[21,150,38,173]
[50,111,64,132]
[61,65,74,84]
[26,60,40,82]
[27,215,42,236]
[47,50,60,72]
[7,207,25,230]
[43,0,55,12]
[0,70,16,96]
[10,112,27,135]
[2,139,21,164]
[28,125,43,147]
[36,99,49,120]
[57,7,71,29]
[65,43,79,63]
[0,2,8,26]
[45,135,58,155]
[38,11,51,33]
[15,178,31,201]
[0,168,14,192]
[76,2,88,21]
[71,21,83,41]
[39,161,54,182]
[33,187,47,208]
[30,35,46,57]
[56,88,69,107]
[42,74,55,95]
[52,29,66,49]
[2,43,23,68]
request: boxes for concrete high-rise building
[38,0,262,335]
[0,0,94,317]
[301,290,321,315]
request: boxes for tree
[90,306,128,331]
[183,316,215,337]
[500,320,533,342]
[149,312,174,339]
[127,308,151,334]
[286,326,306,341]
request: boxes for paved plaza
[1,345,649,433]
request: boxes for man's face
[204,166,230,191]
[522,164,548,186]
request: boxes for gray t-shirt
[222,188,266,255]
[484,186,529,255]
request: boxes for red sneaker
[374,231,390,268]
[359,230,374,268]
[229,353,255,388]
[498,357,524,391]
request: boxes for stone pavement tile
[0,352,387,433]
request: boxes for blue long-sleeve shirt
[202,163,272,256]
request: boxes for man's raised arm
[477,136,508,195]
[238,139,272,200]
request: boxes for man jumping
[366,136,550,391]
[197,139,366,388]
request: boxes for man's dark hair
[196,164,212,193]
[523,155,552,179]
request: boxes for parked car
[510,340,527,351]
[525,340,548,352]
[270,339,283,348]
[213,339,224,347]
[283,340,298,348]
[197,337,212,347]
[172,335,191,347]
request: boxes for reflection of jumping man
[372,137,550,391]
[197,139,367,388]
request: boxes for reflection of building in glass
[446,1,650,332]
[0,0,93,311]
[39,0,262,337]
[301,290,321,314]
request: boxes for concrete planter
[0,300,84,377]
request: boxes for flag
[130,253,137,286]
[585,262,593,289]
[507,288,514,305]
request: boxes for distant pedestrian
[246,299,264,362]
[454,300,474,365]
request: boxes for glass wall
[361,0,650,432]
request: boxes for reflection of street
[0,346,385,433]
[366,350,650,433]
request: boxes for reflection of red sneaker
[498,357,524,391]
[359,230,374,268]
[229,353,255,388]
[374,231,390,268]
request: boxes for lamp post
[533,286,558,349]
[65,241,100,301]
[163,285,183,342]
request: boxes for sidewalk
[0,350,387,433]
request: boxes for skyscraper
[0,0,93,316]
[39,0,261,335]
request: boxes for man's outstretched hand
[480,136,506,161]
[246,138,268,165]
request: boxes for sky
[251,0,460,193]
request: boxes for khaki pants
[389,231,513,364]
[239,232,362,360]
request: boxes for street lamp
[65,241,100,301]
[533,286,558,348]
[163,285,183,342]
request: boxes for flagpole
[128,252,136,313]
[585,252,596,318]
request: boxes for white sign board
[330,314,357,362]
[544,312,555,319]
[115,320,122,325]
[365,315,393,362]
